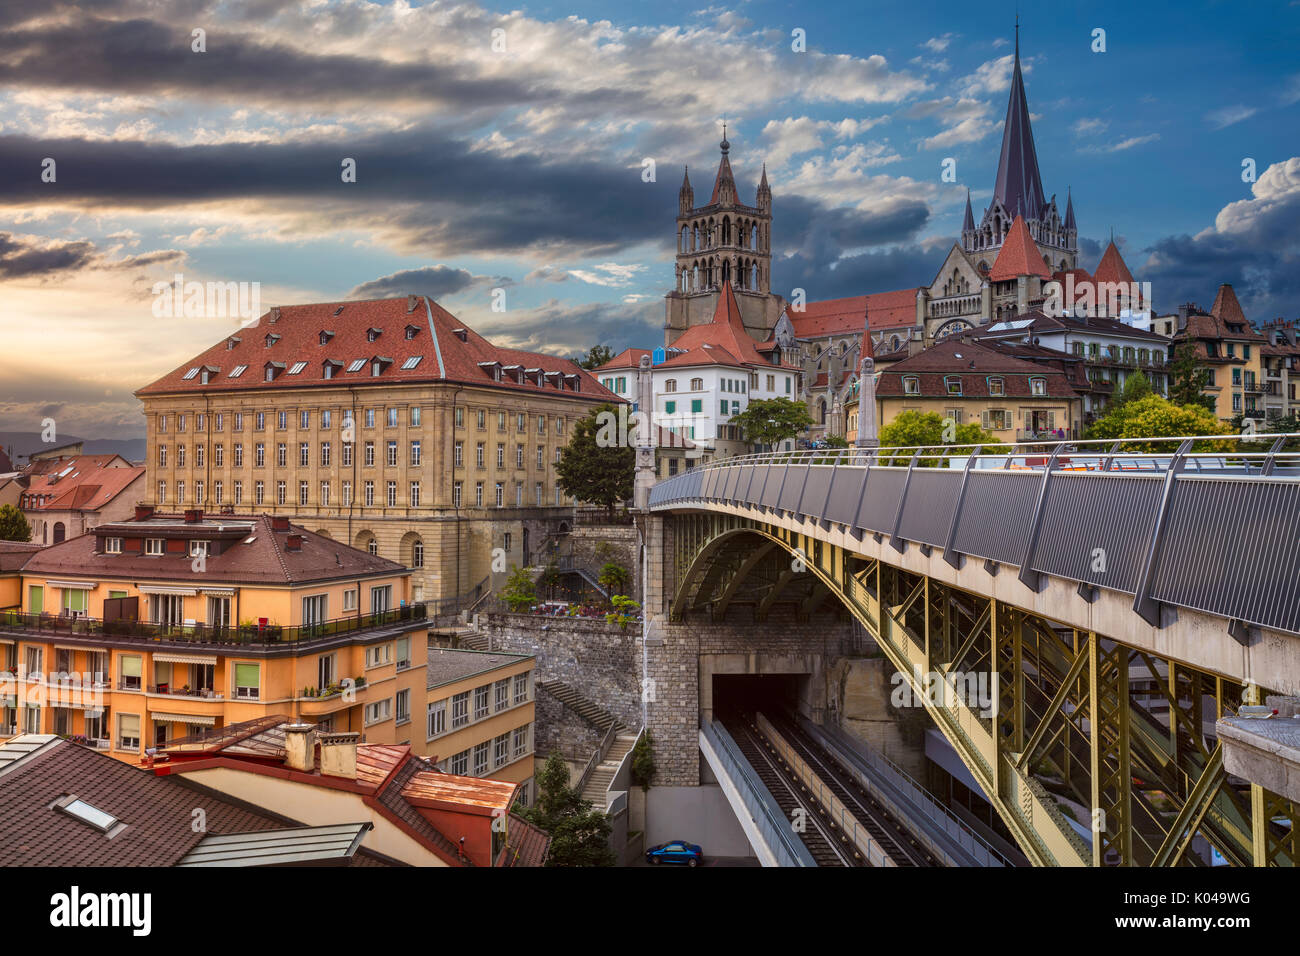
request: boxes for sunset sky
[1,0,1298,439]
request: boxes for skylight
[401,356,422,370]
[229,365,248,378]
[59,796,118,832]
[182,368,199,380]
[346,359,366,373]
[288,362,308,375]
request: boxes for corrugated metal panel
[897,469,962,547]
[857,468,907,531]
[1150,478,1300,634]
[951,471,1039,564]
[1031,473,1162,593]
[826,466,868,526]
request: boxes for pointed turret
[993,23,1046,222]
[756,162,771,211]
[679,166,694,213]
[989,215,1052,281]
[1063,188,1076,232]
[1093,240,1134,288]
[962,188,975,234]
[1210,283,1247,325]
[710,125,737,205]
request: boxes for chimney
[283,723,316,772]
[184,509,202,523]
[285,533,303,552]
[318,731,359,780]
[135,504,155,521]
[269,307,281,322]
[271,516,290,532]
[407,294,420,313]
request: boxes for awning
[138,585,198,596]
[44,580,97,590]
[201,589,236,597]
[152,652,218,666]
[152,712,216,726]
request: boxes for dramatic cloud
[348,265,508,300]
[0,231,183,279]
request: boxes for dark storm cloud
[347,265,509,300]
[485,299,662,356]
[0,15,546,109]
[0,232,183,280]
[1141,232,1300,318]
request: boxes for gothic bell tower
[665,128,782,346]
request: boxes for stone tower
[665,128,783,346]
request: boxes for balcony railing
[148,684,224,699]
[0,604,428,650]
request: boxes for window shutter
[235,662,260,688]
[120,656,141,678]
[981,411,990,430]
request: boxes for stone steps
[537,679,624,733]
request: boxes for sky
[0,0,1298,440]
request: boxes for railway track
[719,712,861,867]
[764,712,938,867]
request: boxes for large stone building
[135,295,623,602]
[1162,285,1267,424]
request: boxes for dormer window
[366,327,382,343]
[478,361,502,382]
[200,366,217,385]
[370,356,393,377]
[323,359,342,379]
[320,330,335,345]
[903,376,920,395]
[103,537,122,554]
[1030,377,1047,396]
[264,361,285,382]
[452,328,468,342]
[226,336,241,350]
[404,325,420,340]
[945,376,962,396]
[988,377,1005,397]
[265,333,280,347]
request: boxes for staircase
[537,679,624,733]
[457,630,490,651]
[581,732,638,806]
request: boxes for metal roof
[177,822,373,867]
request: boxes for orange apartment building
[0,507,433,762]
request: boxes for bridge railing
[651,433,1300,637]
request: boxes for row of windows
[154,479,430,508]
[158,407,426,434]
[437,724,532,777]
[450,481,566,508]
[427,672,531,738]
[453,408,565,435]
[1071,342,1166,366]
[158,440,425,469]
[903,375,1047,397]
[454,442,559,470]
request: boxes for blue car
[646,840,703,866]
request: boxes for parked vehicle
[646,840,703,866]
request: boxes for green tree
[573,344,615,370]
[555,403,634,518]
[1114,370,1152,408]
[630,731,656,789]
[515,751,615,867]
[597,562,629,595]
[604,594,640,631]
[500,565,537,613]
[1085,394,1230,452]
[823,434,849,448]
[732,397,813,450]
[0,505,30,542]
[1167,344,1214,411]
[877,411,1003,466]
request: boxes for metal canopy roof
[177,822,373,867]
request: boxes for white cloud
[921,33,957,53]
[1205,105,1259,129]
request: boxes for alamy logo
[49,886,152,936]
[891,670,998,718]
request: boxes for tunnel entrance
[712,674,806,723]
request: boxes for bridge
[642,435,1300,867]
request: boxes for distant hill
[0,431,146,465]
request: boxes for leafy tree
[732,397,813,450]
[0,505,30,542]
[605,594,640,631]
[1085,394,1230,452]
[500,564,536,613]
[573,344,615,370]
[537,563,562,599]
[1167,344,1214,411]
[597,562,629,595]
[1114,370,1152,408]
[877,411,1003,466]
[823,434,849,448]
[630,731,656,789]
[515,751,615,867]
[555,403,634,518]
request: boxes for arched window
[52,522,66,544]
[819,400,827,424]
[690,378,704,391]
[664,379,677,393]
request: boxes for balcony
[148,684,224,700]
[0,605,428,652]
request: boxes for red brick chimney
[285,534,303,552]
[184,509,203,523]
[134,505,155,521]
[271,516,291,532]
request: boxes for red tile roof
[596,347,652,372]
[877,338,1078,398]
[788,288,918,338]
[1210,283,1258,332]
[136,296,620,404]
[664,281,800,372]
[18,511,404,586]
[1092,241,1135,288]
[496,813,551,867]
[989,215,1052,281]
[21,456,144,514]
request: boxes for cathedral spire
[993,21,1046,222]
[962,188,975,233]
[1063,187,1076,231]
[679,165,694,213]
[710,125,737,205]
